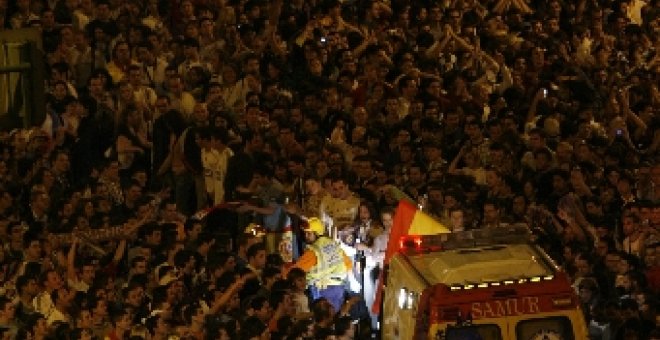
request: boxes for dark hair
[15,275,35,295]
[334,316,354,336]
[312,298,334,322]
[249,295,268,312]
[246,243,265,260]
[239,315,267,339]
[286,267,306,283]
[110,307,130,327]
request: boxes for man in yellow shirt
[285,218,352,311]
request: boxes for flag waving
[371,200,450,314]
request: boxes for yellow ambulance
[382,226,588,340]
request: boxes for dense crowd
[0,0,660,339]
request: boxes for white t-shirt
[201,147,234,204]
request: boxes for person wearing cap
[285,217,352,312]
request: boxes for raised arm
[526,88,545,124]
[448,145,468,174]
[66,238,79,284]
[425,26,453,59]
[209,274,251,314]
[620,89,648,131]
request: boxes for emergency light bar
[399,235,443,251]
[449,275,555,291]
[398,224,532,252]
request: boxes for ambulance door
[508,315,580,340]
[444,323,504,340]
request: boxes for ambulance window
[516,316,574,340]
[445,324,503,340]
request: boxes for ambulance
[382,225,588,340]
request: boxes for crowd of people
[0,0,660,338]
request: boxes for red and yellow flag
[372,200,450,314]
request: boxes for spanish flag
[372,200,450,314]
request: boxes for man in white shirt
[201,128,234,205]
[128,65,157,110]
[33,270,64,317]
[66,239,95,293]
[136,42,169,92]
[166,74,196,119]
[46,287,73,325]
[358,207,394,329]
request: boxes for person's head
[464,119,483,141]
[110,308,132,331]
[449,207,465,231]
[51,286,73,309]
[123,180,143,203]
[184,218,204,241]
[277,124,296,144]
[174,249,197,275]
[241,51,259,72]
[182,302,205,327]
[136,42,154,64]
[79,258,96,285]
[142,223,162,245]
[249,296,271,323]
[398,75,418,99]
[578,278,599,304]
[127,64,143,87]
[88,74,106,96]
[622,214,640,236]
[40,269,64,291]
[574,253,594,278]
[145,313,169,337]
[246,242,267,270]
[380,207,394,230]
[262,266,282,288]
[303,217,325,243]
[482,199,501,224]
[26,313,48,338]
[334,316,356,339]
[16,275,39,298]
[112,41,131,64]
[88,295,108,320]
[122,281,145,308]
[511,195,527,216]
[207,252,236,277]
[287,267,307,292]
[30,189,50,213]
[23,234,42,260]
[330,174,349,199]
[527,128,546,150]
[0,297,15,322]
[248,162,271,187]
[357,201,376,223]
[312,298,335,323]
[240,315,269,340]
[531,147,551,172]
[130,256,148,275]
[167,74,184,94]
[408,164,425,186]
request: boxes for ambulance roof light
[398,225,531,252]
[399,235,440,251]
